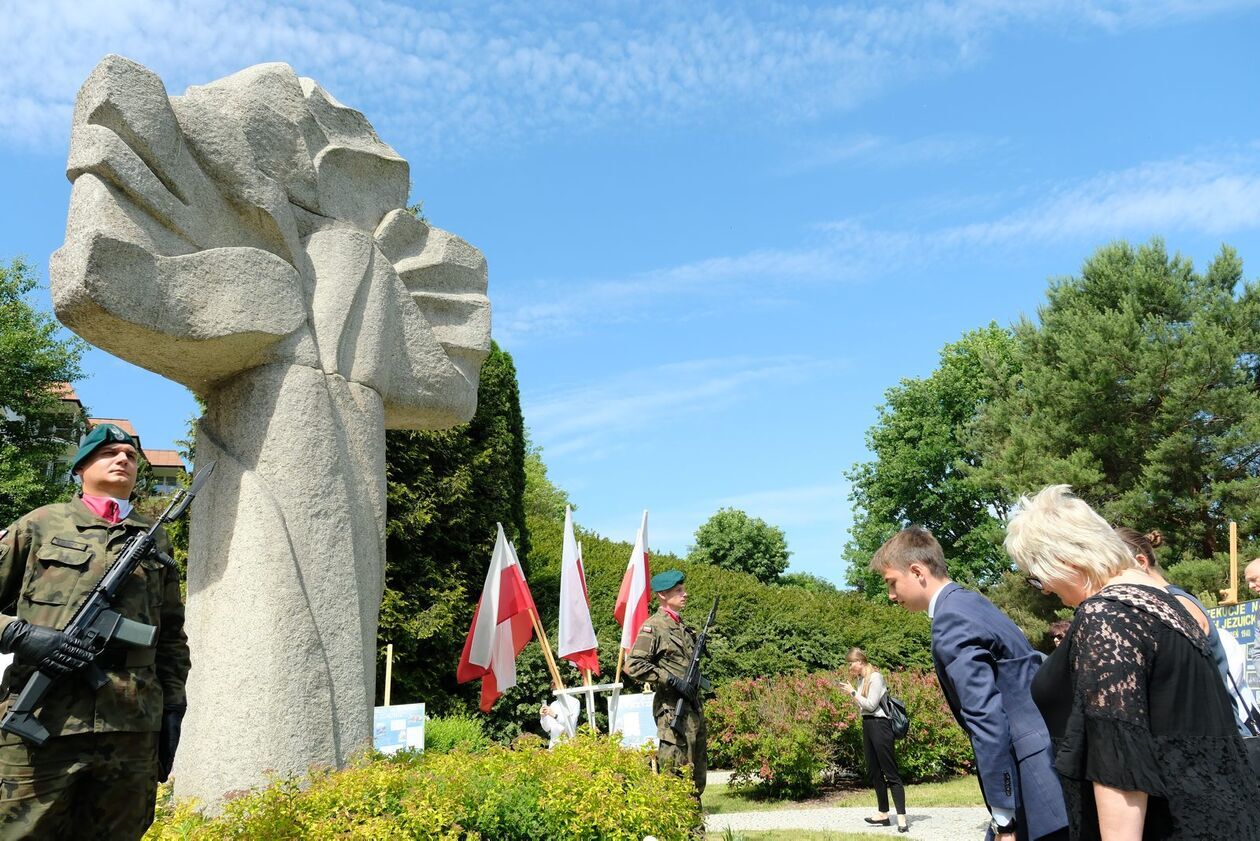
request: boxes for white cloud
[524,354,845,460]
[781,132,1005,175]
[495,245,842,343]
[933,158,1260,245]
[3,1,1254,152]
[497,149,1260,340]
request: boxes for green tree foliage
[687,507,791,584]
[845,325,1019,593]
[983,571,1070,651]
[0,257,88,525]
[974,240,1260,568]
[778,571,840,594]
[378,343,531,714]
[523,442,572,526]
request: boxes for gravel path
[705,806,990,839]
[703,772,989,839]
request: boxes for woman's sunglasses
[1026,577,1044,591]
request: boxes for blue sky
[3,1,1259,584]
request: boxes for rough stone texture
[49,55,491,806]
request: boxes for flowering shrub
[707,672,855,797]
[145,733,698,840]
[707,669,973,798]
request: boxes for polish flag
[558,506,600,675]
[457,524,540,711]
[613,510,652,651]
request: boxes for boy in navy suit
[871,527,1067,841]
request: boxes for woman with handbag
[840,647,909,833]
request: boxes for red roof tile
[143,449,187,470]
[87,418,139,437]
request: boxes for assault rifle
[666,595,718,735]
[1,461,216,745]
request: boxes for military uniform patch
[0,529,7,541]
[640,625,653,634]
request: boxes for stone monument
[49,55,491,805]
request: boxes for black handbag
[880,690,911,740]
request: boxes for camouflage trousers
[0,730,158,840]
[656,706,707,797]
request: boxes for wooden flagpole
[1220,521,1240,606]
[384,642,394,706]
[529,608,565,690]
[614,647,625,684]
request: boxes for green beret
[651,569,685,593]
[71,423,137,474]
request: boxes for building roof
[86,418,139,437]
[143,449,187,470]
[51,382,80,402]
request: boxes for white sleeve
[1217,629,1255,721]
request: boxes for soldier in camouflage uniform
[625,569,708,797]
[0,423,191,840]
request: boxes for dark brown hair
[1114,527,1163,571]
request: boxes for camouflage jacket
[0,499,191,736]
[625,608,703,718]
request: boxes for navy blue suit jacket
[931,583,1068,841]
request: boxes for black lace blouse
[1031,584,1260,840]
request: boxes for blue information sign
[373,703,426,755]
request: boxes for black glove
[158,705,186,783]
[0,620,93,677]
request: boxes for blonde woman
[1006,485,1260,841]
[840,647,908,832]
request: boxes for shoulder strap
[1223,667,1260,737]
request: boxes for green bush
[147,733,698,840]
[707,669,973,798]
[425,712,490,754]
[526,520,936,687]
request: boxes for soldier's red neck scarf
[662,606,680,623]
[80,494,132,524]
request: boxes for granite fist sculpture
[51,55,490,805]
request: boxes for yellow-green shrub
[146,732,698,840]
[425,712,490,754]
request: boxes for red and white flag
[613,510,652,651]
[557,506,600,675]
[456,524,540,711]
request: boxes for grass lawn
[702,775,982,816]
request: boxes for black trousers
[861,715,906,815]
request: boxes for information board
[373,702,425,755]
[610,691,657,749]
[1208,600,1260,691]
[1207,599,1259,646]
